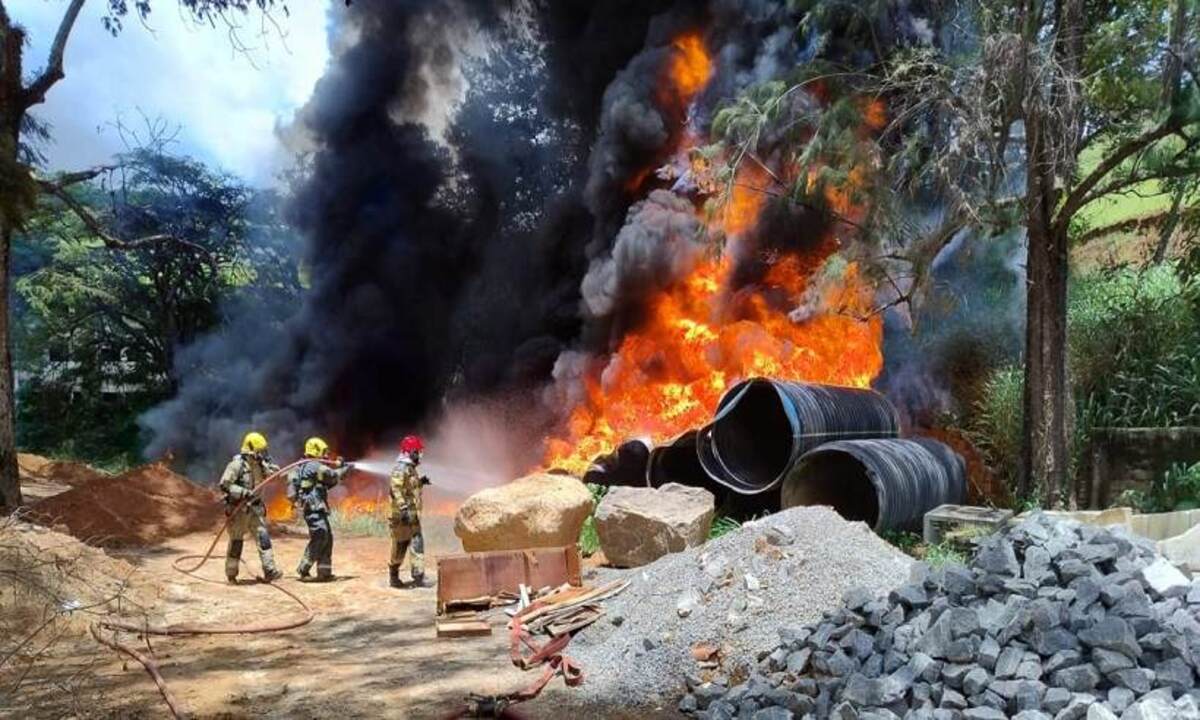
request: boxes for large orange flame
[668,33,714,101]
[542,31,887,477]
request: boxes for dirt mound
[28,462,222,547]
[18,452,109,486]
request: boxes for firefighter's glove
[420,475,432,486]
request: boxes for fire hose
[89,458,340,719]
[445,594,583,719]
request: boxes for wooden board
[436,545,582,614]
[436,619,492,638]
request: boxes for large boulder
[594,483,715,567]
[454,473,594,552]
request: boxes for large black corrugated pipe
[649,430,781,517]
[700,378,901,494]
[582,439,651,488]
[780,438,966,531]
[646,431,703,488]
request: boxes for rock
[1141,558,1190,597]
[1085,705,1118,720]
[752,707,793,720]
[454,473,594,552]
[1043,686,1072,713]
[679,693,699,713]
[1078,617,1142,660]
[677,589,702,618]
[1092,648,1135,674]
[963,667,990,696]
[1045,650,1082,675]
[996,646,1024,679]
[1015,712,1051,720]
[940,688,968,710]
[1108,687,1135,714]
[1154,657,1194,690]
[786,649,812,674]
[1108,668,1155,695]
[892,583,931,609]
[1051,664,1100,692]
[593,483,714,567]
[963,708,1007,720]
[979,637,1001,670]
[976,537,1021,576]
[1122,697,1178,720]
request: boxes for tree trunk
[0,14,23,512]
[0,217,18,512]
[1021,106,1072,508]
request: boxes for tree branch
[42,165,116,188]
[36,179,210,254]
[1055,121,1179,231]
[21,0,86,109]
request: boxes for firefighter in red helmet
[388,434,430,588]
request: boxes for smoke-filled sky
[11,0,330,185]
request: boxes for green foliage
[1121,461,1200,513]
[708,514,741,540]
[12,149,301,466]
[880,530,921,555]
[1072,265,1200,430]
[923,542,967,568]
[968,264,1200,503]
[577,483,608,557]
[966,365,1024,493]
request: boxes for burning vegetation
[543,33,884,475]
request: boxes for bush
[966,365,1023,495]
[967,264,1200,504]
[1118,461,1200,513]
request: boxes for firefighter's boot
[388,564,402,588]
[226,539,244,584]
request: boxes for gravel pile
[570,506,913,708]
[681,513,1200,720]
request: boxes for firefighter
[288,437,349,581]
[389,435,430,588]
[219,431,283,583]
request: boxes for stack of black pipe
[580,378,966,532]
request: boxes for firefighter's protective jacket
[389,456,423,524]
[288,459,344,516]
[219,453,279,509]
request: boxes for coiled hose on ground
[89,458,338,719]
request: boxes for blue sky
[11,0,331,185]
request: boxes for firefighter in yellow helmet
[287,437,349,581]
[389,435,430,588]
[219,432,282,583]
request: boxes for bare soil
[4,511,650,719]
[27,463,223,548]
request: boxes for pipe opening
[711,381,793,487]
[782,451,880,528]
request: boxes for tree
[13,148,300,464]
[0,0,282,511]
[708,0,1200,506]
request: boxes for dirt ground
[3,511,655,720]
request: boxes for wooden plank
[436,545,582,614]
[436,620,492,638]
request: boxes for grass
[329,507,390,537]
[709,514,741,540]
[880,528,977,568]
[576,499,744,558]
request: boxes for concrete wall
[1081,427,1200,508]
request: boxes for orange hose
[92,457,342,716]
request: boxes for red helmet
[400,435,425,454]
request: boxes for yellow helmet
[241,431,269,454]
[304,437,330,458]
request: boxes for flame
[264,468,462,523]
[541,31,887,477]
[544,249,883,475]
[667,33,713,103]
